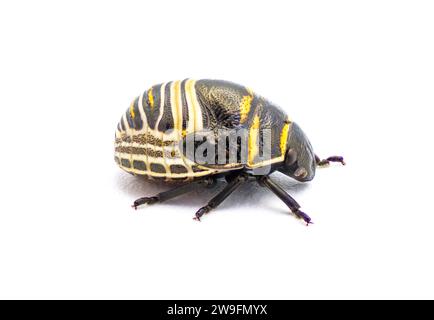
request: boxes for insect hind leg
[132,177,216,209]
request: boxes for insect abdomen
[114,79,215,181]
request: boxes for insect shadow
[115,171,310,216]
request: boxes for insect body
[115,79,344,224]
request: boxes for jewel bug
[115,79,344,224]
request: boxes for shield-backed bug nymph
[115,79,344,224]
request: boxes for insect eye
[285,149,297,166]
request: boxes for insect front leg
[258,175,312,225]
[315,154,346,166]
[132,177,215,209]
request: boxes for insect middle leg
[258,175,312,225]
[194,173,249,221]
[315,154,346,166]
[132,177,216,209]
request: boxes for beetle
[114,79,344,224]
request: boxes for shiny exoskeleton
[115,79,344,224]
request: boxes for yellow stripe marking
[280,120,291,156]
[119,166,214,178]
[129,100,135,119]
[248,115,260,165]
[240,94,253,123]
[148,87,154,109]
[246,157,284,169]
[185,80,195,131]
[185,79,202,132]
[157,83,170,174]
[137,91,148,133]
[173,80,182,132]
[170,80,192,174]
[181,79,196,175]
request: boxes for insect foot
[294,209,313,226]
[132,196,159,209]
[193,205,212,221]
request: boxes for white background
[0,0,433,299]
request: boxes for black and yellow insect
[115,79,344,224]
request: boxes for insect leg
[258,176,312,225]
[315,154,346,166]
[194,173,248,221]
[132,177,215,209]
